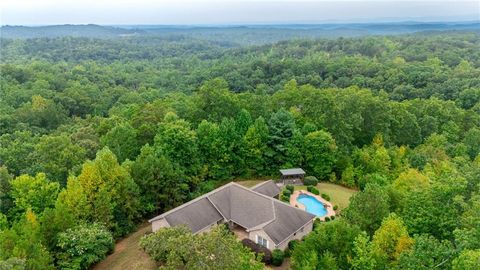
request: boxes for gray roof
[280,168,306,176]
[252,180,281,198]
[164,198,223,233]
[149,182,315,244]
[264,201,315,244]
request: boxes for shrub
[283,189,292,197]
[304,176,318,186]
[288,239,300,251]
[324,217,331,222]
[313,219,322,230]
[321,193,330,201]
[272,249,285,266]
[281,194,290,202]
[331,215,335,220]
[241,238,272,264]
[56,223,114,270]
[286,184,294,193]
[333,205,338,211]
[309,187,320,195]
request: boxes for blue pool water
[297,194,328,216]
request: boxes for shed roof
[279,168,306,176]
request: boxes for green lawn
[293,182,358,210]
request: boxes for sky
[1,0,479,25]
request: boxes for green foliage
[141,225,263,270]
[303,176,318,186]
[58,148,140,237]
[321,193,331,201]
[452,249,480,270]
[397,234,455,270]
[291,220,362,269]
[303,131,337,179]
[344,183,390,235]
[56,223,114,270]
[272,249,285,266]
[10,173,59,218]
[100,123,139,163]
[286,184,295,193]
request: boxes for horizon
[1,0,478,26]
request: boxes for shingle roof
[149,181,315,244]
[251,180,281,198]
[264,201,315,245]
[280,168,306,176]
[164,198,223,233]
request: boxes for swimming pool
[296,194,328,216]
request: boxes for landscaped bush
[288,239,300,251]
[324,217,331,222]
[272,249,285,266]
[331,215,336,220]
[283,189,292,197]
[321,193,331,201]
[333,205,338,211]
[241,238,272,264]
[281,194,290,202]
[307,186,320,195]
[304,176,318,186]
[56,223,114,270]
[286,184,294,193]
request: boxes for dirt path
[92,223,157,270]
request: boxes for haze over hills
[1,22,479,45]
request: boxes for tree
[56,223,114,270]
[397,234,455,270]
[140,225,263,270]
[303,130,337,179]
[130,144,187,213]
[0,131,37,175]
[155,113,200,177]
[344,183,390,235]
[350,233,376,270]
[100,122,139,163]
[243,117,270,175]
[370,214,413,267]
[31,134,86,186]
[463,127,480,160]
[58,148,140,237]
[291,220,362,269]
[452,249,480,270]
[9,173,59,218]
[0,167,13,215]
[267,109,296,169]
[193,78,240,122]
[0,210,55,270]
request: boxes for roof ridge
[250,179,275,190]
[148,182,236,222]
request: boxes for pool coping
[290,190,336,221]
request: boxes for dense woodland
[0,30,480,269]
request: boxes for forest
[0,30,480,269]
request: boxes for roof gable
[280,168,305,176]
[251,180,281,197]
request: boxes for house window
[256,235,269,248]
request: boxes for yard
[293,182,358,210]
[92,179,356,270]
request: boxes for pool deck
[290,190,336,221]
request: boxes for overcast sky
[1,0,479,25]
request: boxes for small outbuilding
[280,168,305,185]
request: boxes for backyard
[92,180,356,270]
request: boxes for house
[280,168,305,185]
[148,181,315,250]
